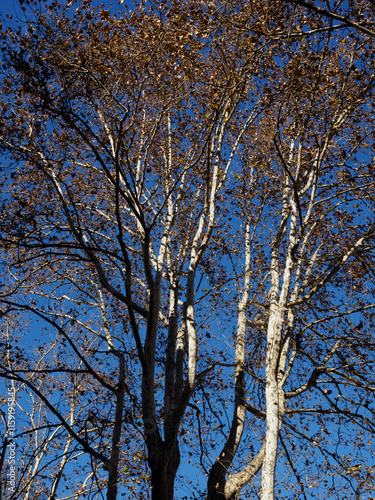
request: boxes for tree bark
[167,441,180,500]
[148,440,180,500]
[261,305,281,500]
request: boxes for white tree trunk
[261,303,282,500]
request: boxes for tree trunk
[148,440,180,500]
[167,441,180,500]
[150,466,169,500]
[207,461,227,500]
[107,463,119,500]
[261,302,282,500]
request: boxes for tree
[1,1,375,499]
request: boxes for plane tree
[0,1,375,500]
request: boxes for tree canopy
[1,1,375,499]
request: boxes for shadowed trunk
[148,440,180,500]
